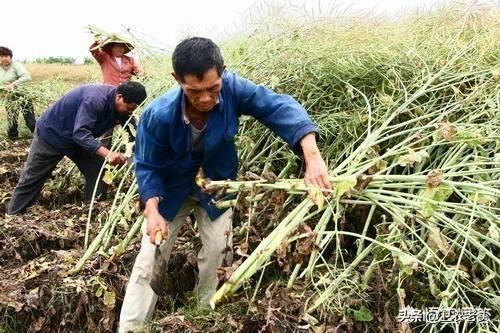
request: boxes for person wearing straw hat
[90,38,142,148]
[90,39,141,87]
[119,37,331,333]
[0,46,36,140]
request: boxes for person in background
[90,40,142,147]
[0,46,36,140]
[7,82,147,215]
[90,40,141,87]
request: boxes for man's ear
[171,72,181,84]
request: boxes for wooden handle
[154,230,163,245]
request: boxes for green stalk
[115,214,144,256]
[68,218,113,275]
[210,199,313,307]
[306,243,375,313]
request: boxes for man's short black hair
[0,47,13,58]
[172,37,224,82]
[117,81,147,105]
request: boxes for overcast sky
[3,0,482,61]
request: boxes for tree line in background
[28,56,95,65]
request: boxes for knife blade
[150,230,167,296]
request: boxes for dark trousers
[5,92,36,139]
[7,130,107,215]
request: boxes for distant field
[0,64,102,138]
[25,63,101,84]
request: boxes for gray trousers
[119,197,233,333]
[7,130,107,215]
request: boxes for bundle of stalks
[204,5,499,330]
[69,5,498,331]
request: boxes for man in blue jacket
[119,37,330,332]
[7,82,147,215]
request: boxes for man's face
[115,93,138,117]
[111,44,126,57]
[174,67,223,112]
[0,55,12,66]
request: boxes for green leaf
[102,171,114,185]
[421,184,453,218]
[434,185,453,202]
[456,129,483,148]
[377,159,388,170]
[118,216,129,227]
[332,176,357,198]
[103,290,116,307]
[352,306,373,322]
[95,287,103,298]
[308,185,325,209]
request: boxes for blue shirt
[135,71,318,221]
[37,84,117,155]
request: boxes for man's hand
[300,133,331,195]
[96,146,127,166]
[145,197,169,244]
[4,83,14,91]
[107,151,127,166]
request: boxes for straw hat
[91,35,134,54]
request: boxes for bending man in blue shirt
[7,82,147,215]
[119,37,331,332]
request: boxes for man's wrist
[300,133,321,160]
[96,146,110,158]
[145,197,160,218]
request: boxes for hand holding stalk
[96,146,127,166]
[300,133,331,200]
[4,83,14,91]
[145,197,169,244]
